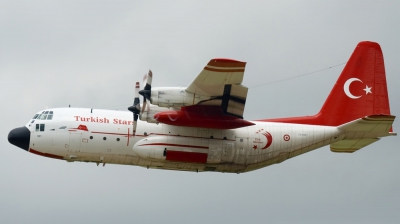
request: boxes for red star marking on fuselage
[253,145,258,149]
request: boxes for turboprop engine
[131,69,251,129]
[150,87,210,108]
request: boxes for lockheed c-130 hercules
[8,41,396,173]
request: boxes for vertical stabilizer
[319,41,391,126]
[262,41,392,127]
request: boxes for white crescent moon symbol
[343,78,362,99]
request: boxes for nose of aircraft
[8,126,31,151]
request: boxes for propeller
[127,82,141,136]
[139,70,152,116]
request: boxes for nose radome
[8,126,31,151]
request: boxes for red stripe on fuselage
[91,131,130,136]
[139,143,208,149]
[29,148,64,160]
[147,133,235,141]
[166,151,208,163]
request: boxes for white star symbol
[363,85,372,95]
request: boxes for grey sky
[1,1,399,223]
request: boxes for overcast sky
[1,1,399,223]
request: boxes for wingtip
[210,58,244,63]
[207,58,247,68]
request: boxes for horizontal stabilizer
[330,138,379,153]
[338,114,395,134]
[331,114,396,153]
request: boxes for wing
[186,58,248,118]
[153,58,254,129]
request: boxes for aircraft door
[234,137,247,164]
[69,132,82,153]
[53,132,69,150]
[208,141,235,163]
[221,142,235,163]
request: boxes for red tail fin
[319,41,390,125]
[262,41,391,126]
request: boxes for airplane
[8,41,396,173]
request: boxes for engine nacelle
[132,136,167,161]
[150,87,210,108]
[139,104,172,123]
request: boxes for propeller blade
[128,82,141,137]
[132,113,138,136]
[141,98,147,116]
[146,70,152,87]
[139,70,152,103]
[128,82,141,115]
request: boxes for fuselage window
[35,124,46,132]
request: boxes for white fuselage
[27,107,343,173]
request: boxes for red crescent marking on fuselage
[261,131,273,149]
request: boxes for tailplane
[331,115,396,153]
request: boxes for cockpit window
[59,126,67,129]
[34,111,53,120]
[37,112,44,120]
